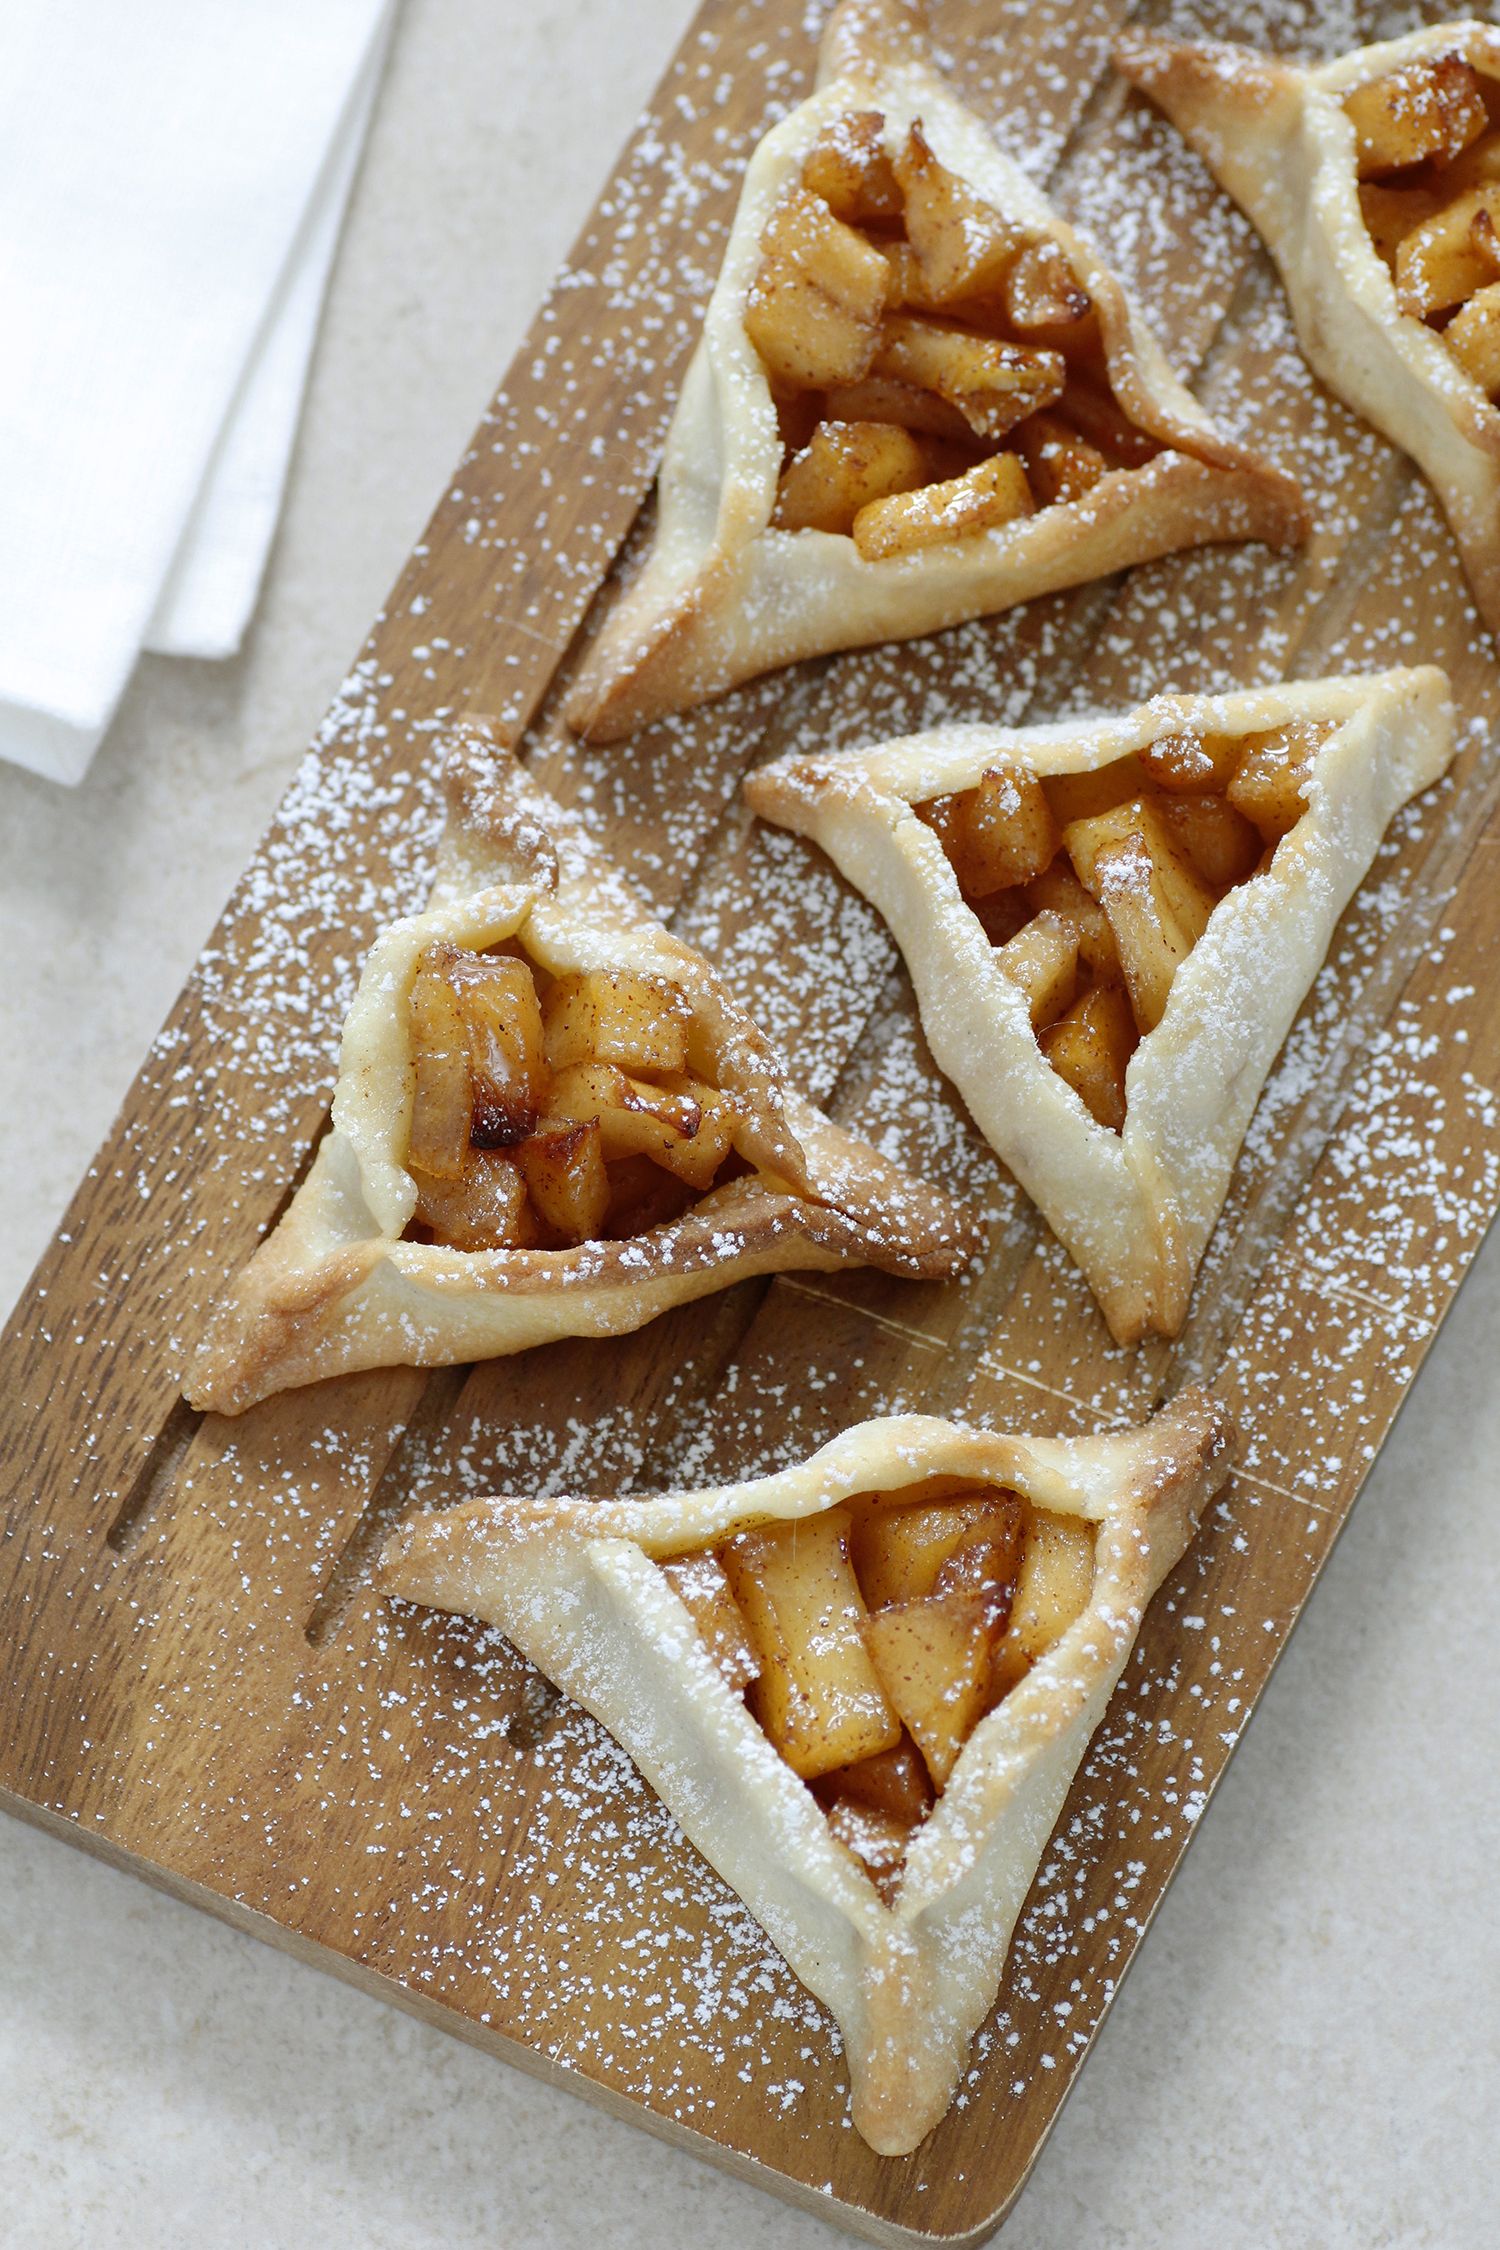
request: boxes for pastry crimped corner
[184,727,979,1416]
[746,665,1455,1344]
[1116,19,1500,638]
[379,1382,1236,2154]
[563,0,1305,744]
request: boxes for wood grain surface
[3,3,1497,2243]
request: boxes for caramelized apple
[862,1591,997,1787]
[660,1551,760,1692]
[801,109,902,224]
[894,120,1026,302]
[1226,720,1325,842]
[515,1119,610,1245]
[853,450,1033,560]
[1062,797,1216,1032]
[411,1150,537,1251]
[852,1489,1023,1611]
[824,1797,911,1901]
[1039,983,1136,1131]
[447,950,547,1146]
[993,909,1080,1030]
[541,969,689,1077]
[745,186,889,388]
[773,419,929,534]
[816,1732,934,1825]
[722,1508,901,1780]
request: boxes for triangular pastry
[185,731,978,1415]
[565,0,1305,742]
[746,667,1454,1343]
[1116,19,1500,635]
[379,1385,1235,2154]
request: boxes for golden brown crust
[380,1384,1236,2153]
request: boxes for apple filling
[1346,53,1500,395]
[913,719,1329,1129]
[660,1479,1096,1898]
[749,111,1162,561]
[403,943,747,1249]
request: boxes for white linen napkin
[0,0,394,786]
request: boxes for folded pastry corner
[1117,18,1500,635]
[747,666,1454,1342]
[184,729,979,1416]
[379,1381,1236,2154]
[564,0,1305,743]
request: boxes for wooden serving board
[4,1,1498,2240]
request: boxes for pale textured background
[1,2,1497,2244]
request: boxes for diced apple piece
[931,1506,1026,1623]
[1002,1507,1096,1664]
[852,1490,1023,1610]
[1446,279,1500,391]
[1057,374,1159,467]
[1358,180,1444,270]
[825,1797,911,1900]
[894,120,1027,302]
[1063,798,1216,1033]
[823,374,977,440]
[773,419,929,533]
[1225,720,1325,842]
[648,1075,742,1188]
[407,948,476,1180]
[723,1509,902,1780]
[862,1592,995,1788]
[1139,729,1241,795]
[853,450,1034,560]
[969,886,1032,946]
[1016,411,1108,505]
[1041,754,1147,828]
[1433,124,1500,196]
[872,314,1064,440]
[1024,859,1121,980]
[932,760,1058,897]
[745,187,889,388]
[1395,185,1500,318]
[547,1059,701,1165]
[994,908,1079,1031]
[541,968,689,1076]
[515,1119,610,1245]
[660,1551,760,1693]
[601,1154,698,1239]
[411,1150,537,1251]
[1344,55,1487,180]
[1038,983,1136,1132]
[447,950,547,1147]
[1003,237,1092,334]
[801,109,902,223]
[1157,792,1263,890]
[816,1732,934,1826]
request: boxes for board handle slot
[107,1397,204,1554]
[304,1365,473,1648]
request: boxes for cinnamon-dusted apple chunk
[380,1387,1234,2155]
[185,730,978,1415]
[564,0,1303,742]
[747,668,1454,1343]
[1116,20,1500,640]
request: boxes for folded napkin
[0,0,394,785]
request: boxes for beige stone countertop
[1,1,1496,2243]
